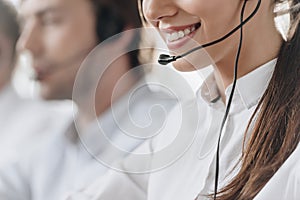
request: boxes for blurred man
[0,0,71,166]
[0,0,176,199]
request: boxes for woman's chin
[169,48,213,72]
[171,58,211,72]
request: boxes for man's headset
[157,0,262,199]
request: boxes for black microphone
[158,0,262,65]
[158,54,181,65]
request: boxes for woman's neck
[213,19,282,103]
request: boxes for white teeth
[170,32,179,41]
[166,25,197,42]
[178,30,184,38]
[184,28,191,35]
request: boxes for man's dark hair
[0,0,20,62]
[92,0,142,68]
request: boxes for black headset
[157,0,262,199]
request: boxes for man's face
[18,0,98,100]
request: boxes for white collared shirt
[147,59,277,200]
[0,81,176,200]
[66,59,295,200]
[0,84,72,166]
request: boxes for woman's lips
[160,22,201,50]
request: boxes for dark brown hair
[217,0,300,199]
[0,0,20,63]
[91,0,142,68]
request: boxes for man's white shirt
[0,84,72,166]
[0,81,176,200]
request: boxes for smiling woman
[140,0,300,200]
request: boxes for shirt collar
[66,78,156,158]
[69,87,131,156]
[226,59,276,110]
[198,59,277,112]
[199,73,221,104]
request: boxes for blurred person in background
[0,0,177,199]
[0,0,71,166]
